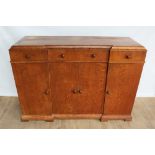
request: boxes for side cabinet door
[12,63,51,115]
[104,63,144,115]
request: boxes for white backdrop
[0,26,155,97]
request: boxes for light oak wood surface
[0,97,154,129]
[13,36,143,46]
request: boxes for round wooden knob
[91,54,96,58]
[25,54,31,59]
[60,54,65,58]
[78,89,82,94]
[72,89,78,94]
[125,55,131,59]
[44,90,49,95]
[106,90,109,95]
[77,88,82,94]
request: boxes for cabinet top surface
[13,36,144,47]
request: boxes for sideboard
[9,36,146,121]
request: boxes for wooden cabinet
[9,36,146,121]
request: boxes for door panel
[50,63,79,114]
[50,62,107,114]
[104,63,144,115]
[78,63,107,114]
[12,63,51,115]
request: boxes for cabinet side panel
[104,63,144,115]
[11,63,51,115]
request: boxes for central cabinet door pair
[18,47,109,119]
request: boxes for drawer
[109,50,146,63]
[48,48,109,62]
[10,47,47,62]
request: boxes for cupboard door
[50,63,79,114]
[78,63,107,114]
[104,63,144,115]
[50,62,107,114]
[11,63,51,115]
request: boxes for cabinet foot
[45,119,54,122]
[100,117,108,122]
[21,119,29,122]
[21,115,54,121]
[123,117,132,121]
[101,115,132,121]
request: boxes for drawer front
[109,50,146,63]
[48,48,109,62]
[10,47,47,62]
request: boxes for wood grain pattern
[11,63,52,116]
[50,62,79,114]
[21,115,54,121]
[109,47,146,63]
[48,48,109,62]
[77,63,107,114]
[53,114,102,119]
[10,46,47,62]
[13,36,143,47]
[50,62,107,114]
[103,63,144,117]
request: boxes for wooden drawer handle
[91,54,96,58]
[72,89,78,94]
[44,89,49,95]
[25,54,31,59]
[125,55,132,59]
[60,54,65,58]
[106,90,110,95]
[72,88,82,94]
[78,88,82,94]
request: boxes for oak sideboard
[9,36,146,121]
